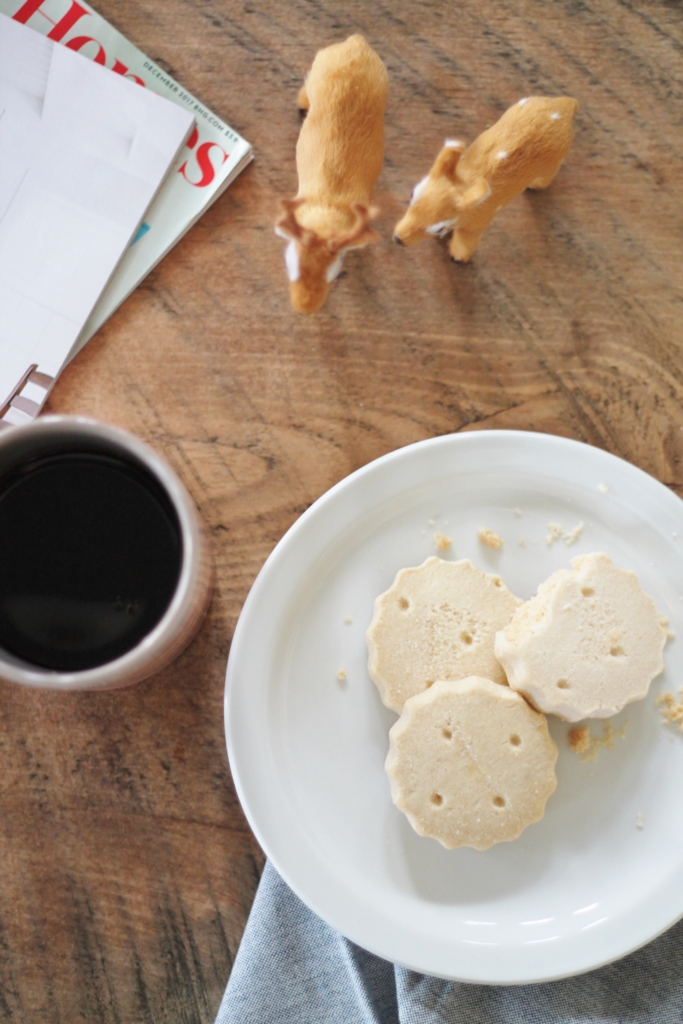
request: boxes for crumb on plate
[598,484,608,494]
[656,689,683,730]
[568,721,628,762]
[547,521,584,547]
[567,725,590,755]
[336,669,347,682]
[344,615,352,624]
[434,531,452,551]
[546,522,564,546]
[636,811,644,830]
[659,615,675,640]
[564,522,584,546]
[478,527,503,550]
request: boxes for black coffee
[0,449,182,671]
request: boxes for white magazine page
[0,0,253,359]
[0,13,194,422]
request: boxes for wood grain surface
[2,0,682,1020]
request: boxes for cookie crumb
[656,689,683,731]
[636,811,644,830]
[659,615,675,640]
[344,615,352,624]
[564,522,584,546]
[568,721,628,762]
[547,521,584,546]
[568,725,591,755]
[478,527,503,550]
[519,538,526,547]
[514,508,522,517]
[434,531,452,551]
[547,522,564,546]
[598,484,608,494]
[336,669,347,682]
[428,519,435,525]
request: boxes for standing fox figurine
[394,96,578,262]
[275,36,388,314]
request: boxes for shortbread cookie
[367,557,521,712]
[386,676,557,850]
[494,552,667,721]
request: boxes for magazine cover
[0,0,253,359]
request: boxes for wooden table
[2,0,682,1019]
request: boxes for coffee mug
[0,416,212,690]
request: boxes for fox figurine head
[393,142,490,247]
[275,199,379,314]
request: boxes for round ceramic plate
[224,431,683,984]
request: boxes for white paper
[0,12,194,410]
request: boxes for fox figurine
[275,35,388,314]
[394,96,578,262]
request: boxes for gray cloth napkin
[216,861,683,1023]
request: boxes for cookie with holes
[495,552,668,722]
[366,556,521,713]
[386,676,557,850]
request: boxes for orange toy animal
[394,96,578,262]
[275,35,388,314]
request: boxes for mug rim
[0,415,205,690]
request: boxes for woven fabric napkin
[216,860,683,1023]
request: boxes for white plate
[224,431,683,984]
